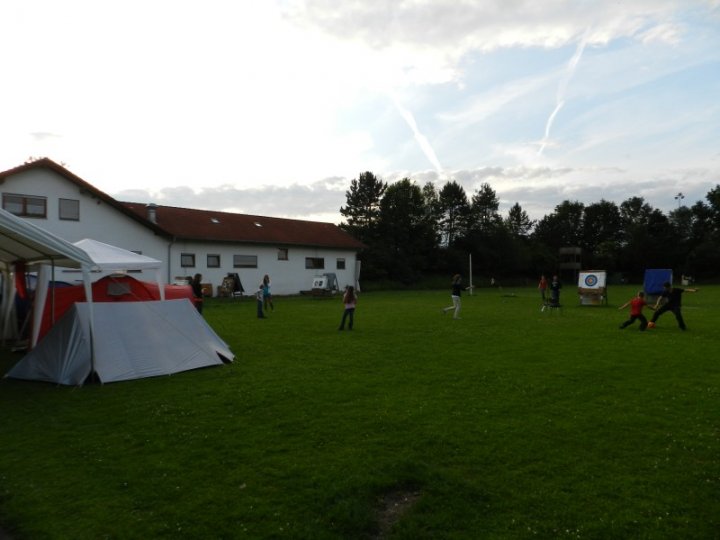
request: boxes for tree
[705,184,720,231]
[505,202,535,238]
[468,183,501,234]
[533,200,585,251]
[377,178,437,282]
[617,197,672,278]
[339,171,387,240]
[581,200,621,269]
[437,181,469,247]
[339,172,388,280]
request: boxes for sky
[2,0,719,224]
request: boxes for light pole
[674,192,684,209]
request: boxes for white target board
[578,271,606,289]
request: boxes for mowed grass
[0,285,718,539]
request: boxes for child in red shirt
[618,291,654,331]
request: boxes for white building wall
[1,169,169,282]
[3,168,360,295]
[168,240,358,296]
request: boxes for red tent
[38,274,197,343]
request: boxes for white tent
[30,238,166,347]
[73,238,163,275]
[6,299,233,385]
[0,208,96,343]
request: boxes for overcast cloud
[1,0,718,223]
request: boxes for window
[181,253,196,268]
[336,258,346,270]
[59,198,80,220]
[207,254,221,268]
[278,248,288,261]
[233,254,257,268]
[2,194,47,218]
[305,257,324,269]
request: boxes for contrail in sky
[393,96,445,177]
[537,28,591,156]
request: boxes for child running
[441,274,467,320]
[618,291,654,331]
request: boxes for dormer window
[211,218,220,224]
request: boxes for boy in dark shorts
[618,291,654,331]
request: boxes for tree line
[339,172,720,284]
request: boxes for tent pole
[50,260,56,325]
[81,265,96,384]
[469,253,473,296]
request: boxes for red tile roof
[0,159,364,251]
[122,203,365,250]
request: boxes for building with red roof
[0,159,364,295]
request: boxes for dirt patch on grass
[373,488,422,539]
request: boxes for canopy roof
[0,208,95,270]
[73,238,161,273]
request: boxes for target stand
[578,270,607,306]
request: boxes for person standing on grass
[648,281,698,330]
[441,274,467,319]
[256,284,266,319]
[262,274,274,311]
[549,275,562,306]
[191,273,204,313]
[338,285,357,330]
[618,291,654,331]
[538,274,548,303]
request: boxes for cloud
[113,176,349,223]
[537,27,591,156]
[30,132,62,141]
[392,96,445,176]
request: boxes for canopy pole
[81,265,97,384]
[469,253,473,296]
[50,260,56,325]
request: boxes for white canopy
[73,238,162,272]
[0,208,95,271]
[0,208,96,342]
[30,238,166,347]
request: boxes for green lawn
[1,285,718,539]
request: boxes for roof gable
[122,203,365,250]
[0,159,168,237]
[0,159,364,251]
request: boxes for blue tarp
[643,269,673,294]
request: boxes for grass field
[0,285,718,539]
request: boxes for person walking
[648,281,698,330]
[618,291,654,331]
[262,274,274,311]
[538,274,548,303]
[338,286,357,330]
[441,274,466,319]
[256,284,266,319]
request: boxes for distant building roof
[0,159,364,251]
[122,203,365,250]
